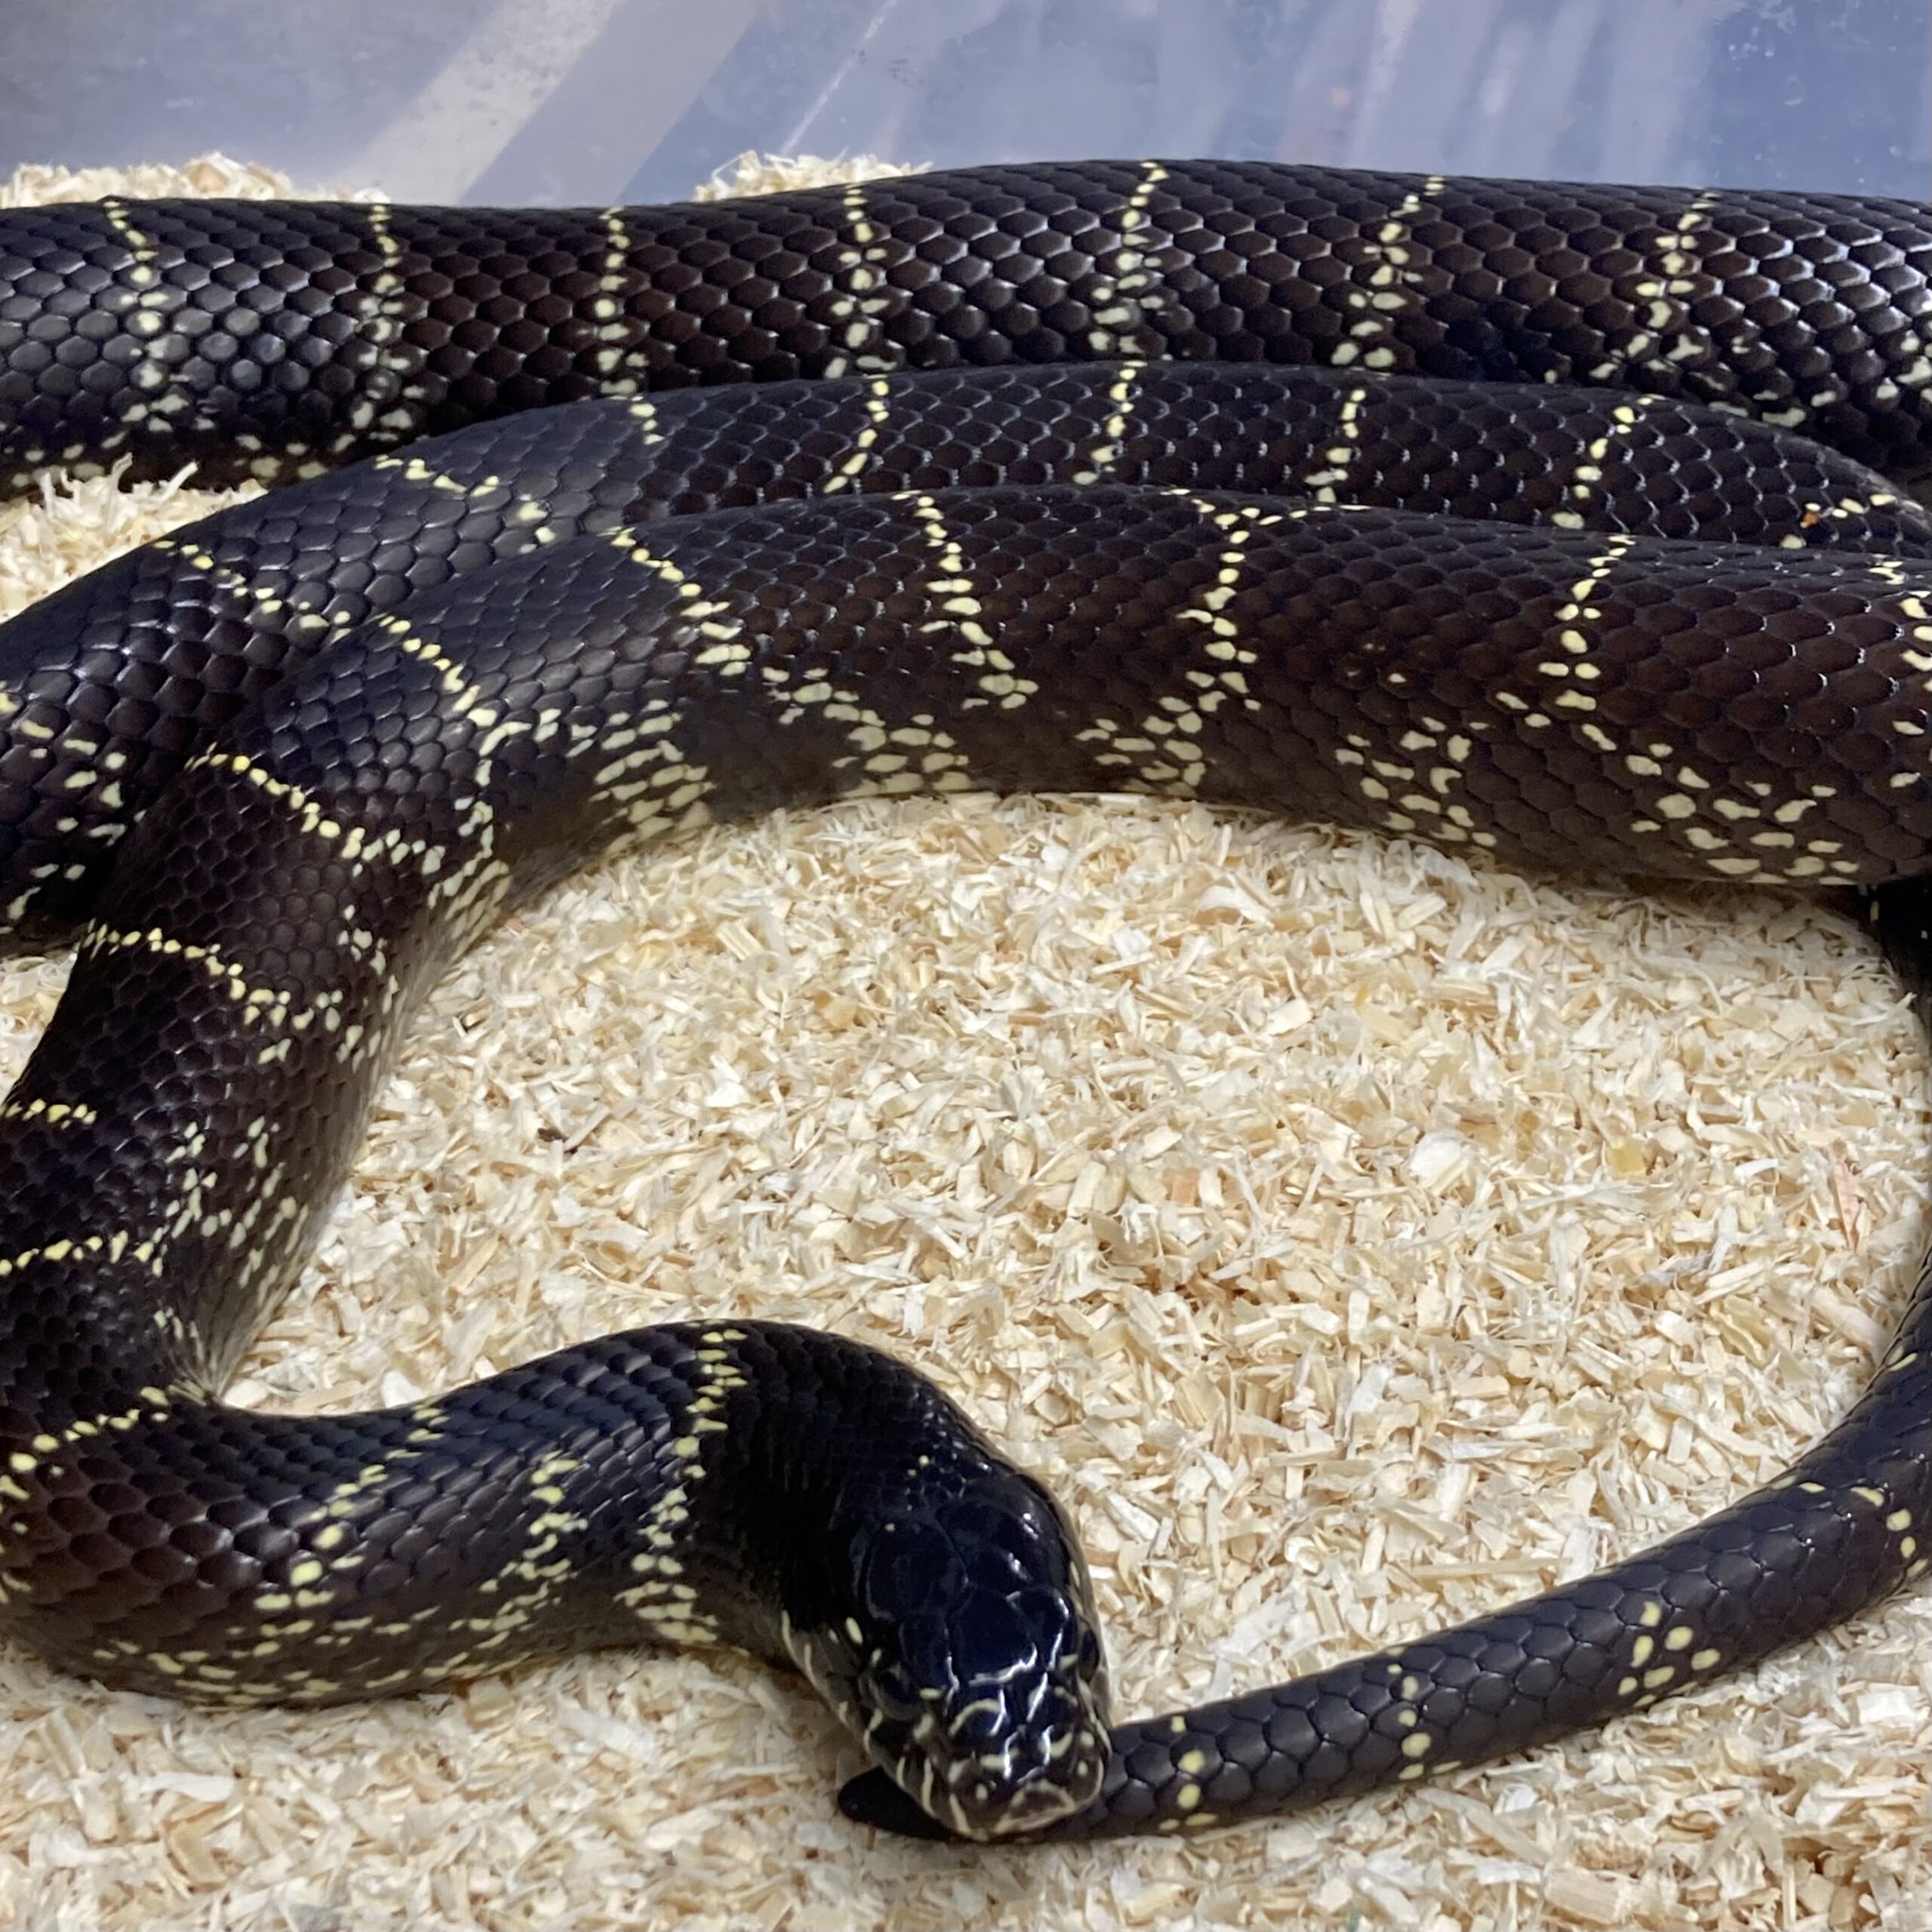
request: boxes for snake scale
[0,159,1929,1844]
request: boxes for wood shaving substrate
[0,150,1924,1932]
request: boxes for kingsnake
[0,159,1928,1844]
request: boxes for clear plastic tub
[2,0,1926,206]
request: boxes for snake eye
[860,1518,958,1624]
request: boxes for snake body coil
[0,161,1928,1842]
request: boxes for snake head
[790,1463,1112,1839]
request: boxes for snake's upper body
[0,159,1928,1843]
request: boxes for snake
[0,159,1929,1845]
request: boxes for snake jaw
[808,1640,1110,1841]
[919,1660,1113,1839]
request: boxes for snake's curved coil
[0,162,1927,1843]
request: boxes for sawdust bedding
[0,152,1924,1932]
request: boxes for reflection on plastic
[0,0,1925,208]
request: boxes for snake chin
[792,1466,1112,1838]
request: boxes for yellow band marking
[1329,173,1442,370]
[1547,398,1661,530]
[591,208,642,392]
[0,1229,146,1279]
[1084,163,1171,355]
[0,1095,99,1127]
[369,614,500,717]
[1072,361,1146,483]
[1297,383,1374,500]
[77,923,347,1034]
[146,536,340,632]
[368,454,552,536]
[334,201,422,447]
[1598,189,1723,380]
[606,534,749,670]
[905,494,1034,721]
[820,183,898,380]
[820,377,896,494]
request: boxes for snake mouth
[874,1684,1112,1841]
[957,1728,1112,1840]
[785,1614,1111,1838]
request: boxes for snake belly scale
[0,161,1927,1843]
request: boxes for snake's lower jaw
[971,1768,1103,1839]
[841,1747,1106,1843]
[861,1714,1111,1841]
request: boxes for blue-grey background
[2,0,1926,205]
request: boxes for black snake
[0,159,1928,1844]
